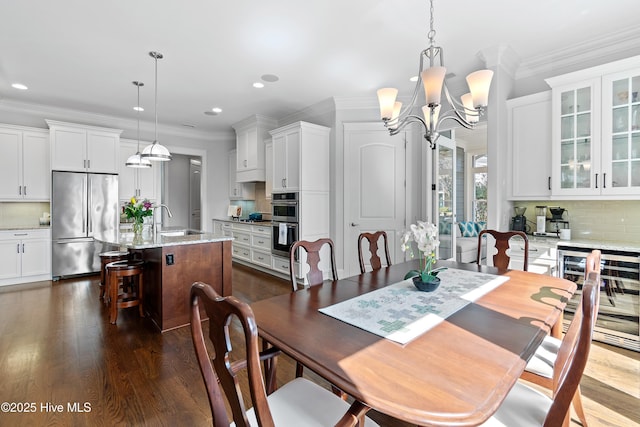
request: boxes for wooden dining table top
[250,259,576,426]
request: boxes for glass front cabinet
[547,56,640,197]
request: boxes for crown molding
[516,24,640,80]
[0,99,233,143]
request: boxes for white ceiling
[1,0,639,142]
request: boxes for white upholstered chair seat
[240,378,379,427]
[480,381,552,426]
[524,335,561,378]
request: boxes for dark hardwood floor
[0,263,637,426]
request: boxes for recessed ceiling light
[409,76,418,82]
[133,106,144,112]
[253,82,265,89]
[12,83,28,90]
[212,107,222,113]
[261,74,279,83]
[182,123,196,128]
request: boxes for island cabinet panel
[135,240,232,332]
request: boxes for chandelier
[141,51,172,161]
[377,0,493,148]
[126,81,152,168]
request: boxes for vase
[412,275,441,292]
[133,221,144,237]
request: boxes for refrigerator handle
[88,180,93,234]
[82,178,87,233]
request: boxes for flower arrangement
[123,196,153,225]
[400,221,440,282]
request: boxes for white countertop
[556,238,640,253]
[101,227,233,250]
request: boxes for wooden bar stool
[106,260,144,325]
[99,250,129,300]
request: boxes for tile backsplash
[0,202,51,228]
[512,200,640,243]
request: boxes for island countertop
[102,227,233,250]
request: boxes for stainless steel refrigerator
[51,171,119,278]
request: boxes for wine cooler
[557,245,639,352]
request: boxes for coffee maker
[511,206,527,232]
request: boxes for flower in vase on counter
[400,221,440,282]
[123,196,153,224]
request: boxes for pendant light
[126,81,152,168]
[141,51,172,161]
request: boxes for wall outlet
[166,254,174,265]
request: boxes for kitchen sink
[159,229,204,237]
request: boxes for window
[471,154,487,222]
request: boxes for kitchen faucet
[153,204,173,234]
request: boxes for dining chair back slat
[358,231,391,273]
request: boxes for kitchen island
[104,229,233,332]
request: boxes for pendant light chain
[154,53,158,144]
[428,0,436,46]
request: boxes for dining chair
[358,231,391,274]
[289,238,338,292]
[480,269,600,427]
[189,282,379,427]
[476,229,529,271]
[520,249,602,427]
[289,238,340,381]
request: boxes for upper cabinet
[229,150,255,200]
[0,125,50,201]
[47,120,122,173]
[232,115,278,182]
[507,92,552,199]
[546,55,640,198]
[118,139,159,201]
[269,121,331,193]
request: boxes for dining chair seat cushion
[480,381,551,426]
[524,335,561,379]
[239,377,379,427]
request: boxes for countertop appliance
[511,206,527,232]
[557,243,639,352]
[51,171,119,278]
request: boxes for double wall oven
[557,244,639,352]
[271,192,298,257]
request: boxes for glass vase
[133,221,144,237]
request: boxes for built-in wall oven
[557,245,639,352]
[271,192,299,257]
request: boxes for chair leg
[137,273,144,318]
[572,386,588,426]
[262,339,278,395]
[295,361,304,378]
[109,272,118,324]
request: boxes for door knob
[351,222,359,227]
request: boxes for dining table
[250,259,576,426]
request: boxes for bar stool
[99,250,129,300]
[106,260,144,325]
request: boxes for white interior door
[345,123,407,276]
[434,135,456,260]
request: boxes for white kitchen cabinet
[232,115,278,182]
[0,125,50,201]
[118,139,159,201]
[507,238,557,276]
[507,92,552,199]
[269,121,330,193]
[546,55,640,198]
[265,140,273,199]
[228,150,255,200]
[47,120,121,173]
[0,229,51,286]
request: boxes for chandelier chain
[428,0,436,45]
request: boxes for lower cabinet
[214,220,297,278]
[508,238,557,275]
[0,229,51,286]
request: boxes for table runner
[319,268,510,344]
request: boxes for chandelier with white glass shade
[141,51,172,162]
[377,0,493,148]
[125,81,152,168]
